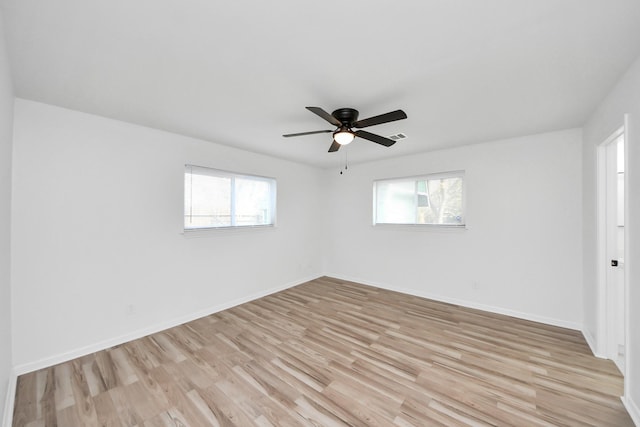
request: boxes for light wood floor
[13,277,633,426]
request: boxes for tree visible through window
[374,172,465,226]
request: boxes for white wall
[583,54,640,423]
[0,10,13,425]
[325,129,583,328]
[11,99,325,369]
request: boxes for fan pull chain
[339,148,349,175]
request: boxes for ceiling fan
[283,107,407,152]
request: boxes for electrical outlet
[472,282,479,290]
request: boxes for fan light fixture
[283,107,407,153]
[333,127,355,145]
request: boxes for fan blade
[353,109,407,128]
[328,140,341,152]
[283,130,332,137]
[355,130,396,147]
[306,107,342,127]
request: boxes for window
[184,165,276,230]
[374,171,465,226]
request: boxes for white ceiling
[2,1,640,168]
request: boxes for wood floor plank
[94,350,120,390]
[39,369,57,427]
[92,392,123,427]
[53,364,75,411]
[108,386,144,426]
[185,389,223,427]
[66,359,99,425]
[13,372,37,426]
[13,277,634,426]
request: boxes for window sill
[181,224,276,238]
[372,223,467,232]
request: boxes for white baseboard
[622,395,640,426]
[2,369,16,427]
[325,274,583,331]
[13,275,321,376]
[582,327,607,359]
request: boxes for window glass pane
[235,178,272,226]
[376,180,415,224]
[419,177,464,225]
[416,180,429,207]
[185,173,231,228]
[374,172,464,226]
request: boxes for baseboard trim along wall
[622,395,640,426]
[13,274,322,376]
[582,327,607,359]
[2,369,17,427]
[326,274,583,331]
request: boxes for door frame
[596,116,629,384]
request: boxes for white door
[604,132,625,372]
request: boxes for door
[603,130,626,373]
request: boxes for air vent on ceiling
[388,133,407,141]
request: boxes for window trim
[184,164,277,231]
[373,170,466,228]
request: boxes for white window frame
[184,164,277,231]
[373,170,466,228]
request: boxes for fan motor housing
[332,108,359,125]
